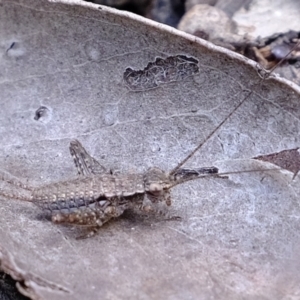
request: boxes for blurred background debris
[0,270,30,300]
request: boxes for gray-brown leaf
[0,1,300,300]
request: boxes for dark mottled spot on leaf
[123,55,199,91]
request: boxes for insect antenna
[170,39,300,176]
[169,166,282,189]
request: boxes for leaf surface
[0,0,300,299]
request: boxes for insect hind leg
[50,210,112,239]
[50,202,127,239]
[75,226,101,240]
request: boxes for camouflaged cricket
[0,140,219,238]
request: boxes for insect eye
[148,183,163,193]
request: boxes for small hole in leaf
[34,106,49,121]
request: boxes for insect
[0,139,221,238]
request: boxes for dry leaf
[254,148,300,179]
[0,0,300,299]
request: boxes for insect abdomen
[32,173,145,212]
